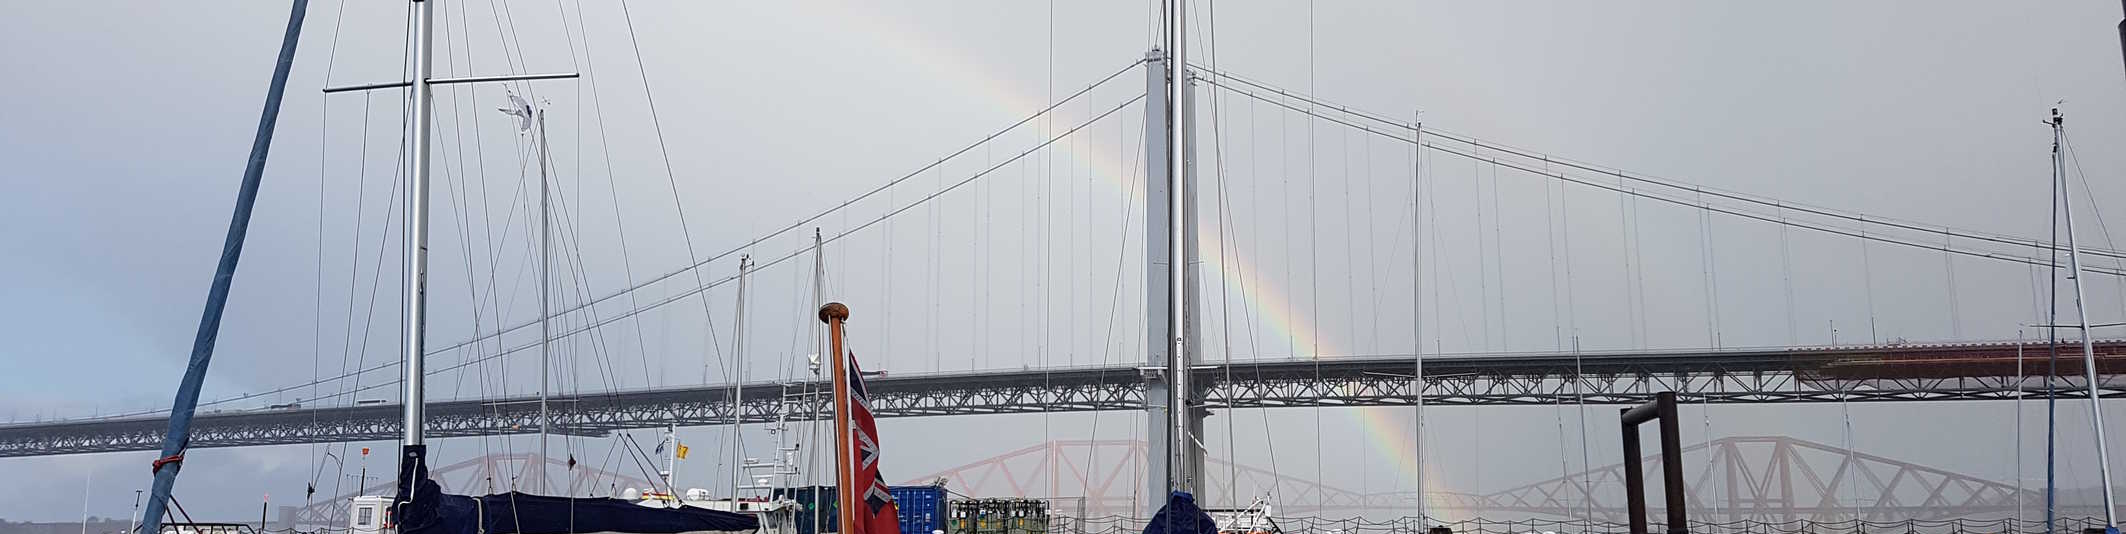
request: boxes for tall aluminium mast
[2049,108,2117,530]
[1143,0,1202,510]
[731,255,752,504]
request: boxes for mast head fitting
[818,302,850,324]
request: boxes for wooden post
[822,303,854,534]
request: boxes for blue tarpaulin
[394,446,759,534]
[1142,492,1216,534]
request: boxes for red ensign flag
[844,353,900,534]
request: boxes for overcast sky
[6,0,2126,525]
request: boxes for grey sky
[4,0,2126,524]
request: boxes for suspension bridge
[22,3,2126,528]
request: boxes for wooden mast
[820,302,855,534]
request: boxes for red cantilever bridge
[903,435,2086,525]
[3,339,2124,457]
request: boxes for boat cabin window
[356,506,374,527]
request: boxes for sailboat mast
[402,0,436,448]
[1139,0,1202,508]
[668,423,679,491]
[1410,114,1428,526]
[2051,109,2117,528]
[1163,0,1190,496]
[137,2,307,533]
[2016,332,2026,529]
[309,0,575,504]
[731,255,752,503]
[813,229,826,314]
[536,105,553,493]
[810,230,825,534]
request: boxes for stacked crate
[777,485,951,534]
[947,498,1050,534]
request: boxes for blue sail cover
[1141,491,1216,534]
[394,446,759,534]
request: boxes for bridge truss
[4,340,2123,457]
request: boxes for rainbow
[811,3,1333,358]
[815,3,1468,517]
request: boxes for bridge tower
[1143,0,1206,515]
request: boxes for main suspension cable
[1192,66,2126,261]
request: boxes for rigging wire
[480,0,531,97]
[570,0,660,402]
[305,0,352,504]
[616,1,730,392]
[325,89,401,511]
[1245,94,1285,505]
[429,2,494,462]
[1079,83,1149,512]
[1198,0,1244,505]
[2062,133,2126,324]
[328,3,418,497]
[329,0,420,479]
[453,1,522,453]
[547,156,656,486]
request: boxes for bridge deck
[5,340,2122,457]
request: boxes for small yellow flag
[675,444,690,460]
